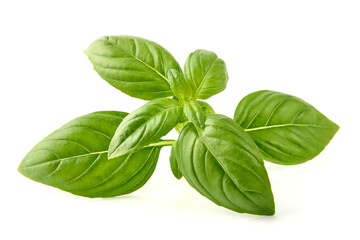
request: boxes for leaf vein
[105,37,169,83]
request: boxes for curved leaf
[175,120,189,133]
[184,100,205,128]
[197,100,215,115]
[175,100,214,132]
[85,36,182,100]
[169,141,182,180]
[18,111,161,198]
[108,98,183,158]
[184,49,228,100]
[176,114,275,215]
[168,69,192,102]
[234,90,339,165]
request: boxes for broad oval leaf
[108,98,183,158]
[184,100,205,128]
[184,49,229,100]
[18,111,161,198]
[85,36,182,100]
[176,114,275,215]
[234,90,339,165]
[169,141,182,180]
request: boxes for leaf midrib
[105,38,169,83]
[19,150,108,170]
[111,104,182,156]
[245,123,334,132]
[193,58,217,99]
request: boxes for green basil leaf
[108,98,183,158]
[176,114,275,215]
[18,111,161,198]
[169,141,182,180]
[184,100,205,128]
[168,69,192,102]
[184,49,229,100]
[85,36,182,100]
[234,90,339,165]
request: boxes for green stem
[146,140,176,147]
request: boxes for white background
[1,0,359,239]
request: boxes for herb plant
[18,36,339,216]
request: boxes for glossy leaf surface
[184,49,228,100]
[18,111,161,198]
[176,114,275,215]
[184,100,205,128]
[109,98,183,158]
[85,36,181,100]
[169,141,182,180]
[234,90,339,165]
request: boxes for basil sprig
[18,35,339,215]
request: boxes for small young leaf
[176,114,275,215]
[18,111,161,198]
[108,98,184,158]
[169,141,182,180]
[85,36,182,100]
[184,49,228,100]
[175,121,189,133]
[234,90,339,165]
[168,69,193,102]
[197,100,215,115]
[184,100,205,128]
[175,100,214,132]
